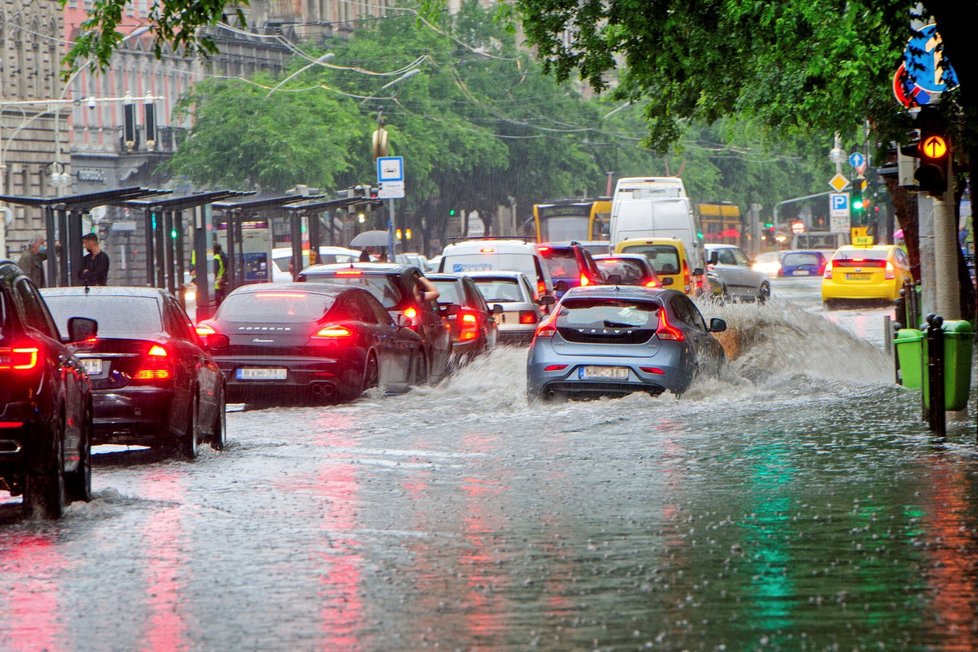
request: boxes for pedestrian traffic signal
[448,208,457,217]
[912,107,950,197]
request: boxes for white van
[438,239,554,298]
[612,176,687,201]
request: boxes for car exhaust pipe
[310,382,335,399]
[547,389,557,399]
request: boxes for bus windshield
[534,199,612,242]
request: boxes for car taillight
[645,280,659,288]
[458,311,480,341]
[519,311,538,325]
[544,364,567,372]
[314,326,353,339]
[0,344,40,371]
[656,309,685,342]
[133,344,171,382]
[580,274,591,287]
[196,324,216,337]
[885,261,895,280]
[537,280,547,296]
[823,261,833,279]
[640,367,665,375]
[533,313,558,339]
[683,260,692,292]
[335,269,363,276]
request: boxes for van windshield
[620,245,681,275]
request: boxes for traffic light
[914,107,950,197]
[448,208,457,217]
[850,187,865,225]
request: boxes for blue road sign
[377,156,404,183]
[832,194,848,211]
[848,152,865,169]
[903,24,959,103]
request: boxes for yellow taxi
[821,244,912,307]
[614,237,701,296]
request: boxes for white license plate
[792,270,810,276]
[846,273,872,281]
[501,312,519,324]
[80,358,103,376]
[236,367,287,381]
[579,366,629,380]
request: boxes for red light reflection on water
[140,471,188,652]
[0,533,66,652]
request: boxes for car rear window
[834,248,889,261]
[596,259,646,284]
[620,245,680,275]
[444,253,538,283]
[472,278,524,303]
[430,280,462,304]
[557,299,660,330]
[782,252,822,267]
[539,249,581,278]
[44,295,163,337]
[219,291,335,322]
[303,273,403,308]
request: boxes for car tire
[823,300,836,311]
[412,350,429,386]
[362,353,379,393]
[179,393,200,460]
[65,401,93,504]
[24,415,67,519]
[210,386,227,451]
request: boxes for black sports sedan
[197,283,421,404]
[298,263,452,385]
[1,260,96,519]
[42,287,226,459]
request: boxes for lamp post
[266,53,335,97]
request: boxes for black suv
[298,263,452,385]
[1,259,97,518]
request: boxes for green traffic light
[448,208,456,216]
[170,229,178,239]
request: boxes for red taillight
[133,344,171,382]
[538,246,551,253]
[458,311,479,341]
[196,324,216,337]
[403,306,418,321]
[580,274,591,287]
[885,261,895,280]
[519,310,538,325]
[682,260,692,292]
[533,313,558,339]
[0,421,25,429]
[314,326,353,339]
[544,364,567,372]
[640,367,665,375]
[656,309,685,342]
[823,261,833,279]
[0,345,40,371]
[537,281,547,296]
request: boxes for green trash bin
[895,328,924,388]
[922,320,974,411]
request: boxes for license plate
[80,358,103,376]
[579,366,629,380]
[792,270,810,276]
[501,312,518,324]
[236,367,287,380]
[846,273,872,280]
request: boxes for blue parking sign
[830,193,849,216]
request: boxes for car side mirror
[708,252,719,265]
[492,304,504,315]
[606,274,622,285]
[67,316,98,342]
[660,277,674,286]
[538,295,555,307]
[396,314,412,328]
[693,267,704,276]
[709,317,727,333]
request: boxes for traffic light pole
[932,173,960,320]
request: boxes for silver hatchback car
[467,271,553,345]
[526,286,727,400]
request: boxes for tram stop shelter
[0,187,171,288]
[284,195,384,281]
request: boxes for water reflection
[140,471,188,652]
[0,532,65,652]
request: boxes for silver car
[704,244,771,303]
[467,271,552,345]
[526,285,727,400]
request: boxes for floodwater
[2,277,978,650]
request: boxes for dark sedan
[197,283,421,404]
[42,287,226,459]
[527,286,727,400]
[298,263,452,385]
[2,260,95,518]
[426,273,499,367]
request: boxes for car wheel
[65,401,93,504]
[24,415,67,519]
[412,349,429,386]
[210,386,227,451]
[179,393,200,460]
[823,299,835,311]
[362,353,379,393]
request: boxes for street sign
[830,193,849,218]
[377,181,405,199]
[901,24,958,105]
[856,163,867,176]
[848,152,865,169]
[851,226,874,246]
[376,156,404,183]
[829,173,850,192]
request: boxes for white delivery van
[612,176,687,201]
[438,239,554,299]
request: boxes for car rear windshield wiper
[603,320,641,328]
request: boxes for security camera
[87,97,97,110]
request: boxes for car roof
[41,286,170,299]
[230,282,360,297]
[442,239,537,252]
[302,262,416,274]
[780,249,827,255]
[562,285,671,301]
[617,237,684,245]
[704,243,739,249]
[593,253,649,262]
[463,270,530,280]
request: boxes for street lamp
[266,53,335,97]
[380,68,420,90]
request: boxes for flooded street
[3,278,978,649]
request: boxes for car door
[361,291,412,385]
[464,278,496,350]
[169,298,222,430]
[670,294,723,375]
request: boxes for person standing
[213,243,227,307]
[78,233,110,286]
[16,234,48,287]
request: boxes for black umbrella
[349,230,391,248]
